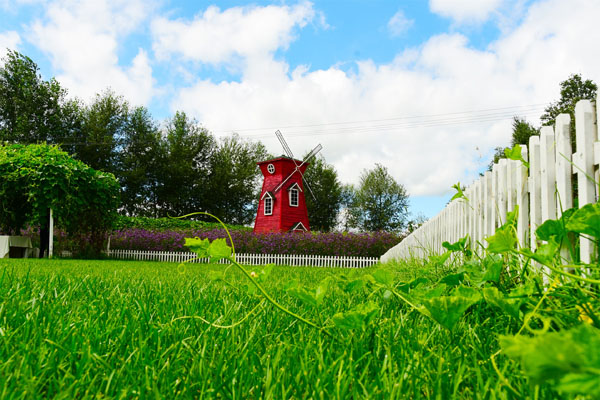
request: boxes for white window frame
[267,164,275,174]
[264,197,273,215]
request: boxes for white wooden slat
[574,100,598,264]
[540,126,557,223]
[529,135,542,250]
[516,145,529,249]
[555,113,573,213]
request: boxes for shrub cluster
[113,216,251,232]
[110,228,403,258]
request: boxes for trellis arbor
[0,144,119,256]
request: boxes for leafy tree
[303,154,343,232]
[488,117,539,170]
[541,73,597,151]
[75,90,129,174]
[348,164,409,232]
[119,106,163,216]
[205,134,268,225]
[0,144,119,255]
[157,111,215,217]
[0,50,79,144]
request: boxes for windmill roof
[256,155,308,166]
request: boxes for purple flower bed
[110,228,404,258]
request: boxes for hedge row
[113,216,251,232]
[110,228,403,258]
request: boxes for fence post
[574,100,598,263]
[529,135,542,250]
[540,126,557,223]
[497,159,508,226]
[516,145,529,249]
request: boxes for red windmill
[253,130,322,233]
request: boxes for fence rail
[107,249,379,268]
[382,97,600,262]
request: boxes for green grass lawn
[0,258,562,399]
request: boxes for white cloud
[0,31,21,59]
[429,0,504,24]
[151,2,315,65]
[388,10,414,37]
[27,0,156,105]
[168,0,600,198]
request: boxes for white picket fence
[107,249,379,268]
[382,97,600,262]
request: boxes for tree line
[0,50,412,232]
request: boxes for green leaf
[485,227,517,254]
[483,287,522,320]
[481,254,503,284]
[450,182,468,202]
[208,238,232,262]
[442,236,468,252]
[184,237,210,258]
[344,277,367,293]
[396,277,428,293]
[504,145,530,168]
[421,286,481,330]
[499,324,600,396]
[535,219,564,241]
[519,239,560,267]
[439,272,465,287]
[371,269,394,286]
[287,286,318,308]
[566,202,600,239]
[332,301,379,330]
[314,278,331,306]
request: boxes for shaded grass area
[0,259,538,399]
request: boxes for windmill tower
[253,130,322,233]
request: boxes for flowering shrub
[110,228,404,257]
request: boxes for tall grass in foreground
[0,258,559,399]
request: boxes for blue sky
[1,0,599,220]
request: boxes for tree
[348,164,409,232]
[0,144,120,255]
[156,111,216,217]
[488,117,539,170]
[541,73,597,150]
[119,106,163,216]
[75,90,129,174]
[303,154,343,232]
[0,50,79,144]
[205,134,268,225]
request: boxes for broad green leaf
[500,324,600,396]
[519,239,560,267]
[483,287,522,320]
[208,238,232,262]
[566,202,600,239]
[185,237,210,258]
[485,227,517,254]
[287,286,318,308]
[481,254,503,284]
[535,219,564,241]
[256,264,274,283]
[421,287,481,330]
[208,270,225,282]
[442,236,468,252]
[396,277,428,293]
[344,278,367,293]
[314,278,331,306]
[504,145,530,168]
[439,272,465,287]
[332,301,379,330]
[371,269,394,286]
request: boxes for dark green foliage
[0,144,119,253]
[156,111,215,217]
[113,215,250,232]
[347,164,409,232]
[205,134,269,225]
[0,50,79,144]
[303,154,343,232]
[541,74,597,129]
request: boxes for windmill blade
[272,170,297,193]
[298,144,323,168]
[299,173,317,201]
[275,130,295,159]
